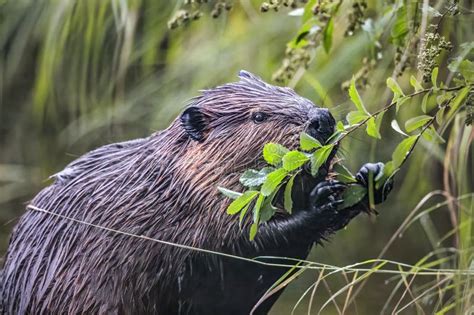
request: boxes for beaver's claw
[356,162,393,204]
[309,180,345,215]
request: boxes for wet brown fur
[0,72,333,314]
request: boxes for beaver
[0,71,392,314]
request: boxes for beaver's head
[179,71,336,175]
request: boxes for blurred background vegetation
[0,0,472,313]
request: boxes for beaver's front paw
[356,162,393,204]
[309,180,346,215]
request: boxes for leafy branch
[339,82,471,143]
[219,63,473,241]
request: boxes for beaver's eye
[251,112,267,124]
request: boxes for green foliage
[219,132,340,239]
[390,4,409,45]
[346,110,368,125]
[261,168,288,196]
[299,132,322,151]
[366,117,381,139]
[1,0,474,312]
[263,143,289,166]
[409,75,423,92]
[391,136,418,170]
[338,185,367,209]
[239,167,274,187]
[405,115,432,132]
[333,163,357,184]
[284,174,296,214]
[310,144,334,176]
[349,77,369,114]
[220,48,473,244]
[322,17,334,53]
[282,151,309,171]
[226,191,259,215]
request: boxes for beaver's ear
[238,70,267,88]
[180,106,207,142]
[238,70,264,82]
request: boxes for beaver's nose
[306,108,336,144]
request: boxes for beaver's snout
[306,108,336,144]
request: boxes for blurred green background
[0,0,472,313]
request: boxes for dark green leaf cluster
[218,132,338,240]
[219,64,472,241]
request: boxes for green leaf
[323,17,334,53]
[375,111,385,133]
[249,193,266,239]
[336,121,345,132]
[422,126,445,144]
[239,203,251,226]
[392,136,418,169]
[374,161,396,190]
[436,107,445,124]
[405,115,432,132]
[346,111,369,125]
[310,144,334,176]
[390,120,408,137]
[447,86,471,117]
[249,222,258,241]
[387,77,405,99]
[291,23,311,49]
[349,78,369,114]
[421,91,431,113]
[252,193,265,221]
[383,161,395,177]
[284,174,296,213]
[448,43,474,82]
[261,168,288,196]
[431,67,439,88]
[263,143,289,166]
[326,130,343,144]
[260,189,278,222]
[282,151,310,171]
[226,191,259,215]
[239,167,274,187]
[458,60,474,82]
[218,187,243,199]
[410,75,423,92]
[366,116,381,139]
[260,202,277,222]
[395,96,410,112]
[300,132,322,151]
[333,163,357,183]
[338,185,367,210]
[303,0,317,23]
[436,92,453,107]
[391,5,408,43]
